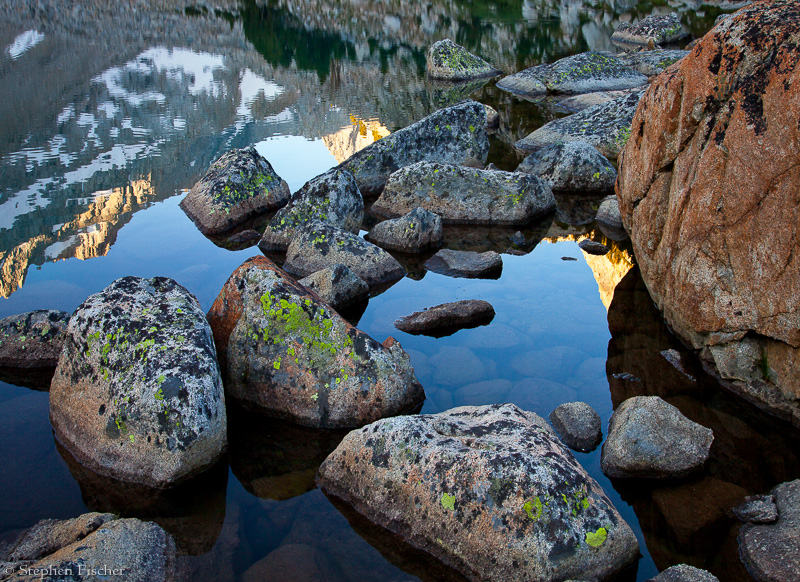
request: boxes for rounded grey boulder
[516,142,617,193]
[647,564,720,582]
[601,396,713,479]
[424,249,502,279]
[50,276,227,489]
[549,401,602,453]
[426,39,502,81]
[0,310,70,369]
[298,264,369,310]
[365,207,443,253]
[612,13,687,46]
[180,147,290,235]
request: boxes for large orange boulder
[617,0,800,427]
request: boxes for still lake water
[1,1,798,580]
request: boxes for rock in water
[394,300,495,335]
[180,147,290,235]
[337,100,489,196]
[283,221,406,289]
[517,90,645,159]
[259,168,364,252]
[424,249,502,278]
[738,479,800,582]
[596,195,623,230]
[365,207,443,254]
[317,403,639,582]
[206,257,424,428]
[616,1,800,428]
[426,39,502,81]
[298,264,369,311]
[648,564,720,582]
[601,396,713,479]
[612,13,687,46]
[549,401,602,453]
[0,310,70,369]
[50,277,227,489]
[497,52,647,97]
[616,49,689,76]
[734,494,778,525]
[579,239,610,256]
[516,142,617,193]
[373,162,555,225]
[3,512,115,564]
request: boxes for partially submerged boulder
[616,0,800,427]
[373,162,556,226]
[579,239,610,256]
[2,512,114,564]
[365,207,443,254]
[318,403,639,582]
[734,494,778,525]
[426,39,502,81]
[180,147,290,235]
[394,300,495,335]
[617,49,689,76]
[0,309,70,369]
[497,52,647,97]
[601,396,713,479]
[516,142,617,193]
[549,401,602,453]
[612,13,687,46]
[738,479,800,582]
[424,249,502,278]
[283,221,406,290]
[596,195,623,230]
[337,100,489,196]
[298,264,369,311]
[50,277,227,488]
[258,168,364,252]
[2,517,176,582]
[517,90,645,159]
[648,564,720,582]
[206,257,424,428]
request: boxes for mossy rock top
[426,39,502,81]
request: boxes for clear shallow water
[0,1,798,580]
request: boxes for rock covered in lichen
[516,142,617,193]
[373,162,555,226]
[180,147,290,235]
[497,52,647,97]
[206,257,425,429]
[50,277,227,489]
[318,403,639,582]
[365,207,443,254]
[0,310,70,369]
[426,39,502,81]
[616,49,688,76]
[2,516,176,582]
[517,89,645,158]
[612,13,687,46]
[259,168,364,252]
[337,101,489,196]
[283,221,405,290]
[601,396,713,479]
[298,264,369,311]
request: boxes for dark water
[1,1,798,580]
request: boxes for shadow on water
[606,267,800,580]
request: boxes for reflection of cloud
[6,30,45,60]
[321,115,390,163]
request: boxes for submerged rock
[424,249,502,278]
[648,564,720,582]
[298,264,369,311]
[616,49,688,76]
[734,494,778,525]
[337,100,489,196]
[180,147,290,235]
[0,310,70,370]
[258,168,364,252]
[616,0,800,428]
[601,396,713,479]
[318,403,639,582]
[612,13,687,46]
[517,90,645,159]
[2,517,176,582]
[373,162,555,226]
[738,479,800,582]
[497,52,647,97]
[365,207,443,254]
[549,401,602,453]
[426,39,502,81]
[394,300,495,335]
[206,257,424,429]
[516,142,617,193]
[50,277,227,489]
[283,221,406,290]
